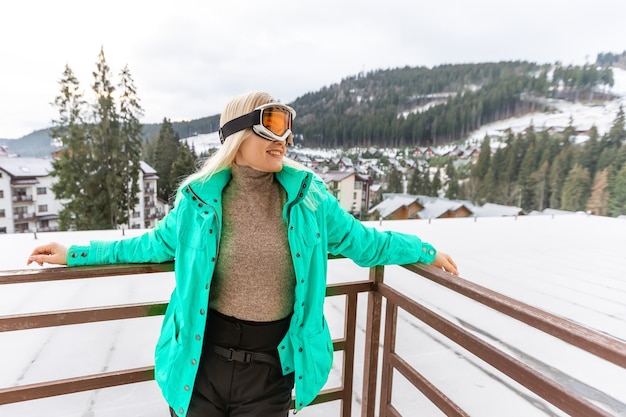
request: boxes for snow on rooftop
[139,160,157,175]
[368,194,418,217]
[0,157,53,177]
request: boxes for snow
[1,214,625,416]
[468,67,626,144]
[181,131,221,155]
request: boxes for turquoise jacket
[67,164,437,416]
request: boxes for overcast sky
[1,0,625,139]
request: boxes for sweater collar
[185,163,312,206]
[230,162,275,192]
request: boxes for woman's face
[234,133,286,172]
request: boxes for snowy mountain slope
[182,68,626,156]
[467,67,626,144]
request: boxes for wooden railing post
[361,265,385,417]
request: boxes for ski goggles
[218,103,296,146]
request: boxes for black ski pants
[170,309,294,417]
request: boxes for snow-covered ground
[1,214,625,416]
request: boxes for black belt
[211,345,281,368]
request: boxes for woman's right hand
[431,251,459,275]
[27,242,68,266]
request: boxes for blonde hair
[180,91,268,186]
[180,91,309,189]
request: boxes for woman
[28,91,458,417]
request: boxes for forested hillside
[291,61,615,148]
[458,107,626,216]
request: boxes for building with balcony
[0,158,62,234]
[0,157,167,233]
[134,161,168,229]
[318,169,371,218]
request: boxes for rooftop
[0,157,53,178]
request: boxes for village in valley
[0,124,610,236]
[285,139,573,222]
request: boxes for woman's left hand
[431,252,459,275]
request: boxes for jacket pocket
[301,224,321,248]
[155,308,183,383]
[178,215,208,249]
[305,318,334,386]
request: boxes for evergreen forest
[449,107,626,217]
[290,61,614,148]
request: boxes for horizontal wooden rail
[403,263,626,369]
[0,263,175,285]
[0,302,168,332]
[0,367,155,405]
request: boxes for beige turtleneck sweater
[209,163,296,321]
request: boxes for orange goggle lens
[262,108,292,136]
[218,102,296,145]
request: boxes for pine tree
[607,106,625,147]
[502,133,523,185]
[470,135,492,202]
[562,116,577,144]
[385,168,403,194]
[154,118,181,202]
[422,167,433,196]
[608,163,626,217]
[50,49,144,230]
[549,147,573,209]
[596,107,626,172]
[431,168,442,197]
[561,164,591,212]
[170,141,198,190]
[89,48,122,229]
[142,132,159,167]
[407,166,424,195]
[613,144,626,174]
[586,168,610,216]
[530,161,550,211]
[596,145,616,173]
[518,142,537,211]
[471,135,491,181]
[578,126,600,178]
[483,146,506,204]
[118,65,144,228]
[444,160,460,199]
[50,65,92,231]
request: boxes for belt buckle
[227,347,253,363]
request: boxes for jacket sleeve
[66,203,179,266]
[323,189,436,267]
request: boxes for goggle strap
[218,110,262,144]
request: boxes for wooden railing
[0,260,625,416]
